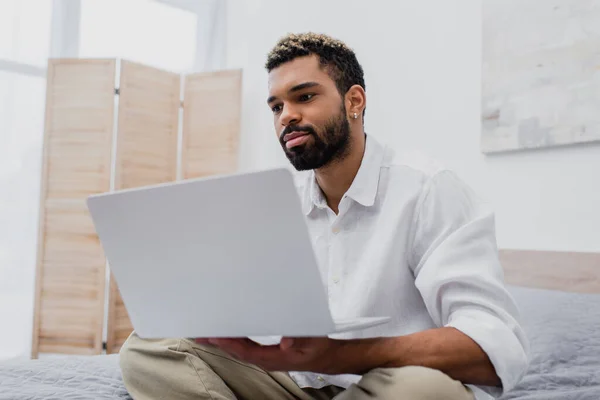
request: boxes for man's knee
[365,366,474,400]
[119,332,190,396]
[119,332,179,372]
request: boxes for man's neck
[314,132,366,214]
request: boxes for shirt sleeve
[408,170,530,396]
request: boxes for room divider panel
[31,59,242,358]
[31,59,116,357]
[182,70,242,179]
[105,60,181,355]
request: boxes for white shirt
[285,134,529,400]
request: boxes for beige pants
[120,332,475,400]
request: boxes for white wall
[225,0,600,253]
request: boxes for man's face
[267,55,351,171]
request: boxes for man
[119,33,529,400]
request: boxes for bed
[1,250,599,399]
[0,354,130,399]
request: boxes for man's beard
[279,106,351,171]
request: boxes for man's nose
[280,104,301,127]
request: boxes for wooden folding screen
[106,61,181,355]
[31,60,116,356]
[31,58,243,358]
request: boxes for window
[80,0,198,73]
[0,0,51,360]
[0,72,46,359]
[0,0,52,67]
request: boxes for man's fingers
[215,338,289,365]
[195,338,301,371]
[209,338,258,348]
[280,337,318,351]
[280,337,296,350]
[210,338,268,358]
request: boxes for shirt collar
[302,134,385,215]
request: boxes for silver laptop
[86,167,390,339]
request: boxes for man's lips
[284,131,311,149]
[283,131,310,142]
[283,131,311,149]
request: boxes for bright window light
[0,70,46,360]
[0,0,53,67]
[80,0,198,73]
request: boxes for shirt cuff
[446,310,529,396]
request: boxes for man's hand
[195,328,501,387]
[195,337,344,374]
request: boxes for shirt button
[333,277,340,284]
[317,376,325,382]
[331,226,340,234]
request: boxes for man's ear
[345,84,366,118]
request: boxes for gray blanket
[0,354,131,400]
[1,286,599,399]
[499,286,600,400]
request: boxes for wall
[225,0,600,252]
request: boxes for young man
[119,33,529,400]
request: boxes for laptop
[86,167,390,339]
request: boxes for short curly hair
[265,32,366,109]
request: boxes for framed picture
[481,0,600,153]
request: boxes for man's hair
[265,32,366,113]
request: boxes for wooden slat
[181,69,242,179]
[39,342,99,356]
[106,60,181,354]
[500,249,600,294]
[31,59,116,358]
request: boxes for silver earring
[353,112,358,119]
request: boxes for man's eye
[299,94,315,102]
[271,104,282,113]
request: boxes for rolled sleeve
[447,309,529,396]
[409,170,530,395]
